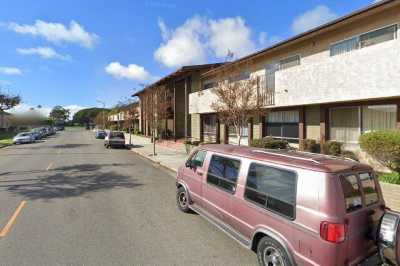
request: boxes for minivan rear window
[359,172,379,206]
[340,174,362,212]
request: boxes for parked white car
[13,132,35,144]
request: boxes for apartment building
[189,0,400,150]
[133,64,223,140]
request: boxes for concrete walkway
[125,134,187,172]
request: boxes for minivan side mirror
[185,160,196,169]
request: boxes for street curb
[129,148,178,174]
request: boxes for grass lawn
[0,132,15,147]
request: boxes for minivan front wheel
[176,186,190,213]
[257,236,291,266]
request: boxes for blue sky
[0,0,379,115]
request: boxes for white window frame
[329,23,398,57]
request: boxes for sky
[0,0,381,117]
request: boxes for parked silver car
[104,131,126,148]
[13,132,35,144]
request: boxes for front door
[182,150,207,206]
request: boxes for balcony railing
[257,75,275,106]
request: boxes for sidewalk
[124,134,187,172]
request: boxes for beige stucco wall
[305,106,320,141]
[189,6,400,114]
[190,114,200,141]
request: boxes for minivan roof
[200,144,371,173]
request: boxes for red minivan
[176,144,400,266]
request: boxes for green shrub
[322,141,342,156]
[359,130,400,172]
[250,137,289,149]
[303,139,319,153]
[379,172,400,185]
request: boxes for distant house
[0,111,11,131]
[133,63,223,141]
[107,102,140,132]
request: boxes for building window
[360,24,397,48]
[330,104,397,144]
[330,24,397,57]
[279,55,300,70]
[362,105,397,133]
[265,110,299,142]
[330,107,360,144]
[330,37,359,56]
[207,155,241,194]
[203,114,217,143]
[245,163,297,219]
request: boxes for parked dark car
[176,144,400,266]
[104,131,125,148]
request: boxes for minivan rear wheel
[176,186,190,213]
[257,236,291,266]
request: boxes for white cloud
[9,104,52,117]
[63,104,86,118]
[8,20,98,48]
[154,16,208,68]
[0,67,22,75]
[154,16,260,67]
[208,17,255,59]
[292,5,337,34]
[9,104,86,119]
[158,18,171,41]
[17,46,70,60]
[105,62,156,81]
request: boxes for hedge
[359,130,400,172]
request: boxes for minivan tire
[176,186,191,213]
[257,236,292,266]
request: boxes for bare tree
[211,74,265,145]
[142,85,172,155]
[123,102,140,145]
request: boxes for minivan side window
[244,163,297,219]
[340,174,363,212]
[191,150,207,167]
[359,172,379,206]
[207,155,240,193]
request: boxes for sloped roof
[132,63,224,97]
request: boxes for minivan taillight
[320,222,346,243]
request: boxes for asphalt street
[0,128,256,266]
